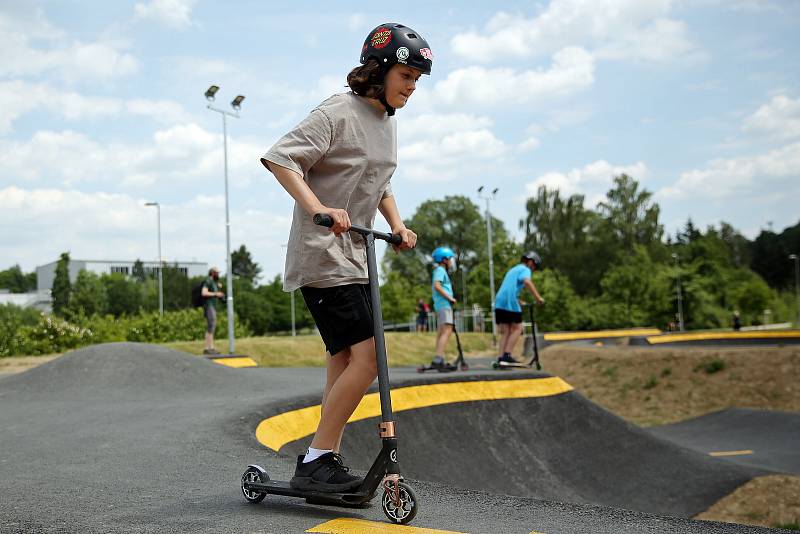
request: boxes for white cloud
[0,186,291,277]
[743,95,800,140]
[431,47,594,107]
[0,124,264,190]
[133,0,198,29]
[347,13,366,32]
[0,9,138,81]
[450,0,696,64]
[525,160,648,206]
[0,81,191,133]
[658,142,800,200]
[397,113,508,181]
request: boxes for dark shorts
[495,308,523,324]
[301,284,374,356]
[204,305,217,333]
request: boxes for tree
[51,252,72,316]
[162,264,191,310]
[68,271,108,317]
[597,174,663,253]
[132,259,147,283]
[0,265,36,293]
[521,186,607,295]
[232,244,262,284]
[102,273,142,316]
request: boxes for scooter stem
[364,232,395,423]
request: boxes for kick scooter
[417,309,469,373]
[241,214,418,525]
[493,303,542,370]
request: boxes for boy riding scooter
[495,251,544,365]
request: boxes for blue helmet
[432,246,455,263]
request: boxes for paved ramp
[274,375,763,518]
[0,343,785,533]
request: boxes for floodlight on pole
[144,202,163,316]
[205,84,245,355]
[478,185,498,346]
[205,85,219,101]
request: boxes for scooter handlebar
[313,213,403,246]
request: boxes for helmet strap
[379,94,396,116]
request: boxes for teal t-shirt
[431,265,453,311]
[494,263,532,313]
[202,277,219,309]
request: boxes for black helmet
[522,251,542,269]
[361,23,433,76]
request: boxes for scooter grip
[387,233,403,246]
[313,213,334,227]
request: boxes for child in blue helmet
[494,251,544,364]
[430,246,457,369]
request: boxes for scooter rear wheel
[382,481,418,524]
[241,466,268,503]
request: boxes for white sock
[303,447,332,463]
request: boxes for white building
[36,259,209,292]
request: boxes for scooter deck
[416,364,457,373]
[244,479,373,506]
[494,360,538,369]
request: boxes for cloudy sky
[1,0,798,279]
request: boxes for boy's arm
[434,281,457,304]
[523,278,544,304]
[263,161,351,236]
[378,195,416,251]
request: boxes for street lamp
[205,85,245,354]
[671,253,684,331]
[478,186,499,345]
[144,202,163,316]
[790,253,800,326]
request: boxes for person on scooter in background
[429,246,457,370]
[260,23,432,493]
[494,251,544,364]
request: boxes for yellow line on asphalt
[709,450,754,457]
[544,328,661,341]
[648,331,800,344]
[256,377,574,451]
[211,356,258,368]
[307,518,467,533]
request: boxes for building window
[110,266,130,275]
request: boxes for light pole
[144,202,163,316]
[790,254,800,326]
[478,186,498,345]
[672,253,684,331]
[205,85,245,354]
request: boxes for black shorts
[301,284,374,356]
[495,308,523,324]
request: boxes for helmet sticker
[396,46,410,63]
[371,27,392,49]
[420,48,434,61]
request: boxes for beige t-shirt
[261,92,396,291]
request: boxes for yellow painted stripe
[709,450,754,457]
[544,328,661,341]
[212,356,258,368]
[257,377,573,451]
[648,331,800,344]
[307,518,466,533]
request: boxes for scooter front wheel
[382,481,418,524]
[241,465,268,503]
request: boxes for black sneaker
[497,353,515,364]
[290,452,362,492]
[430,355,445,369]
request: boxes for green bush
[2,308,251,357]
[0,304,45,357]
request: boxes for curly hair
[346,59,384,99]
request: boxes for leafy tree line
[2,175,797,339]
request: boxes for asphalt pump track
[0,343,793,533]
